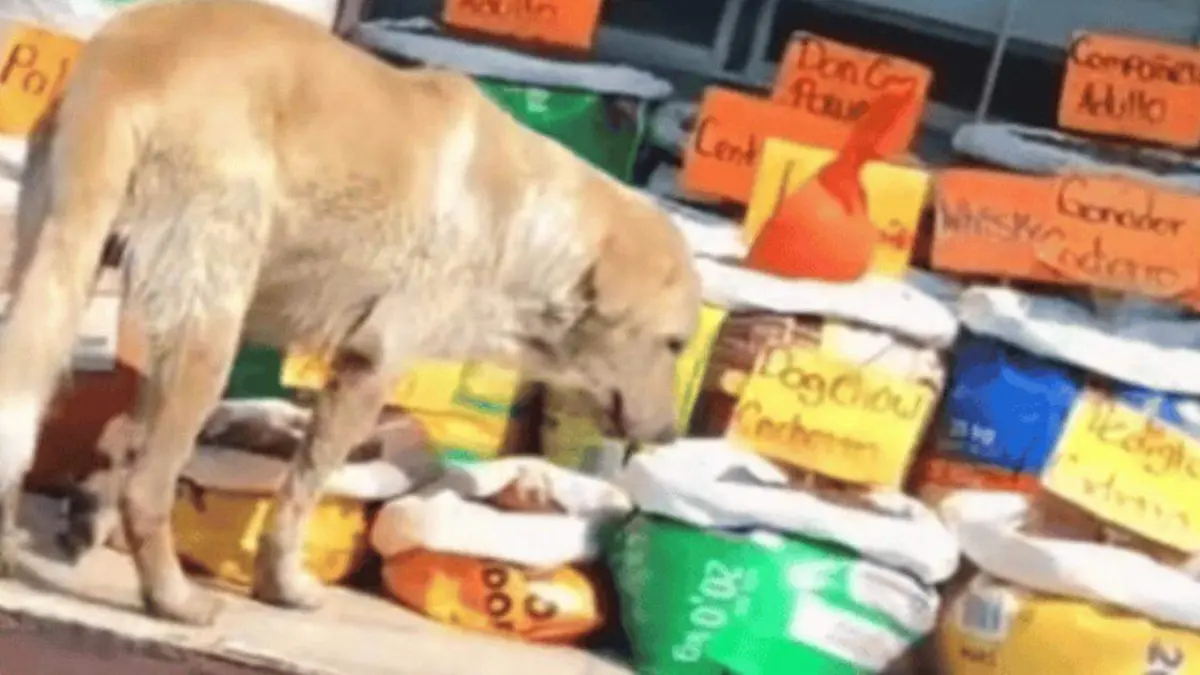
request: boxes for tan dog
[0,0,699,625]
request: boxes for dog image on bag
[0,0,699,625]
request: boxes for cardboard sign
[0,24,81,136]
[682,87,919,204]
[932,169,1200,297]
[1042,391,1200,552]
[744,138,928,277]
[772,32,931,154]
[1059,32,1200,147]
[442,0,604,51]
[728,345,935,487]
[281,353,520,413]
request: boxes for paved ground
[0,494,631,675]
[0,609,286,674]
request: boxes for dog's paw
[251,566,326,610]
[145,584,225,626]
[0,530,26,576]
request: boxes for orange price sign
[931,169,1200,298]
[0,24,81,136]
[1059,32,1200,147]
[771,32,931,154]
[442,0,604,51]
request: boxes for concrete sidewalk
[0,494,632,675]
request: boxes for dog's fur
[0,0,698,625]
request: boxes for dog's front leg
[252,346,389,609]
[0,482,26,575]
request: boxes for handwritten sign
[0,24,80,136]
[1059,32,1200,147]
[932,169,1200,297]
[728,345,936,487]
[681,86,921,204]
[442,0,604,51]
[772,32,931,154]
[743,137,928,277]
[281,352,520,413]
[1042,391,1200,552]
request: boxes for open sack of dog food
[171,399,438,587]
[937,490,1200,674]
[911,285,1200,509]
[609,441,958,675]
[678,257,958,451]
[370,457,632,643]
[354,17,672,182]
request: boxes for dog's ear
[518,269,597,358]
[588,228,645,322]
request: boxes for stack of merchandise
[26,1,1200,672]
[599,42,965,673]
[906,29,1200,674]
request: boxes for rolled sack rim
[619,440,961,586]
[180,445,435,501]
[652,195,745,260]
[958,285,1200,396]
[647,100,697,156]
[940,489,1200,631]
[355,18,674,100]
[694,257,960,349]
[952,122,1200,193]
[437,456,634,517]
[368,488,613,566]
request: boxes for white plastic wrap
[620,440,961,586]
[941,490,1200,630]
[370,458,632,568]
[959,285,1200,395]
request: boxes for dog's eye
[666,337,686,354]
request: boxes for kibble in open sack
[937,490,1200,674]
[677,258,957,493]
[910,286,1200,568]
[170,399,437,587]
[371,457,631,643]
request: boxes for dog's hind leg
[252,300,397,610]
[118,189,267,625]
[121,310,246,625]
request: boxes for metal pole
[975,0,1023,122]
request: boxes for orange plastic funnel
[745,86,916,281]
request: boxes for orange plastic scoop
[745,86,916,281]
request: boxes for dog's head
[520,201,700,445]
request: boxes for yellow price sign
[672,304,729,434]
[743,137,929,277]
[1042,391,1200,553]
[727,345,935,487]
[0,24,81,136]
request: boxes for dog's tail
[0,87,137,491]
